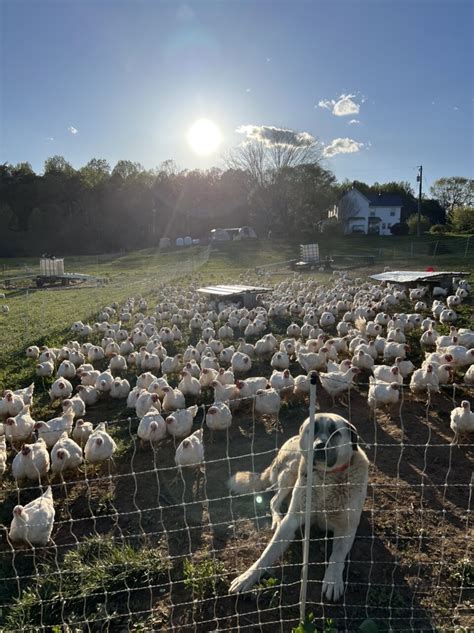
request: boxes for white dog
[228,412,369,601]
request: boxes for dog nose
[314,441,326,452]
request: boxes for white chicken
[409,364,440,395]
[84,423,117,466]
[137,408,167,443]
[36,360,55,377]
[212,381,239,403]
[110,377,131,399]
[4,405,35,445]
[372,365,403,385]
[216,367,235,385]
[351,350,374,372]
[368,378,400,409]
[72,419,94,446]
[255,388,281,417]
[175,429,204,467]
[162,387,186,412]
[270,369,295,393]
[34,405,75,449]
[206,402,232,434]
[235,377,269,399]
[95,369,114,393]
[57,360,77,379]
[51,433,83,474]
[178,370,201,398]
[76,385,99,407]
[12,383,35,406]
[136,372,156,390]
[450,401,474,443]
[61,398,84,423]
[135,391,161,419]
[12,438,50,481]
[297,348,328,372]
[3,390,27,416]
[199,368,219,388]
[270,351,290,370]
[9,486,55,547]
[165,405,199,438]
[318,367,360,405]
[49,378,73,402]
[231,351,252,374]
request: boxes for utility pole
[417,165,423,237]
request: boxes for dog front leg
[229,513,301,593]
[321,525,357,602]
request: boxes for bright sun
[187,118,222,156]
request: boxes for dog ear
[345,421,358,451]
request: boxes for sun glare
[187,118,222,156]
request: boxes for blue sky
[1,0,473,190]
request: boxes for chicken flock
[0,272,473,547]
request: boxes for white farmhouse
[328,188,404,235]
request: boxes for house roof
[365,192,405,207]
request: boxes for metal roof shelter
[197,284,272,308]
[370,270,468,288]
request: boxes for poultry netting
[0,265,472,632]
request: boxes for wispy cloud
[46,136,54,141]
[68,126,78,135]
[323,137,364,158]
[236,124,315,147]
[318,93,361,116]
[348,119,360,125]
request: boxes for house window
[370,210,375,216]
[388,223,392,228]
[390,211,395,217]
[382,223,386,229]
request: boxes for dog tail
[228,465,272,494]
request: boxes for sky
[1,0,473,191]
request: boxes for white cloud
[318,93,361,116]
[323,137,364,158]
[245,88,251,93]
[348,119,360,125]
[68,126,78,135]
[46,136,54,141]
[236,124,315,147]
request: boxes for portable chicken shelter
[370,270,468,291]
[197,284,271,309]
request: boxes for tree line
[0,147,472,256]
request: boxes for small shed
[196,284,272,309]
[370,270,468,291]
[159,237,171,249]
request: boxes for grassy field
[0,238,473,631]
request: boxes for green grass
[182,556,227,601]
[3,536,169,630]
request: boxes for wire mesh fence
[0,253,472,632]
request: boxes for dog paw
[270,516,282,531]
[322,571,345,602]
[229,568,260,594]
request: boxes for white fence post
[299,373,318,624]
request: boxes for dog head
[299,413,358,471]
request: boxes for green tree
[449,206,474,233]
[43,155,75,176]
[79,158,110,188]
[407,214,431,235]
[430,177,474,214]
